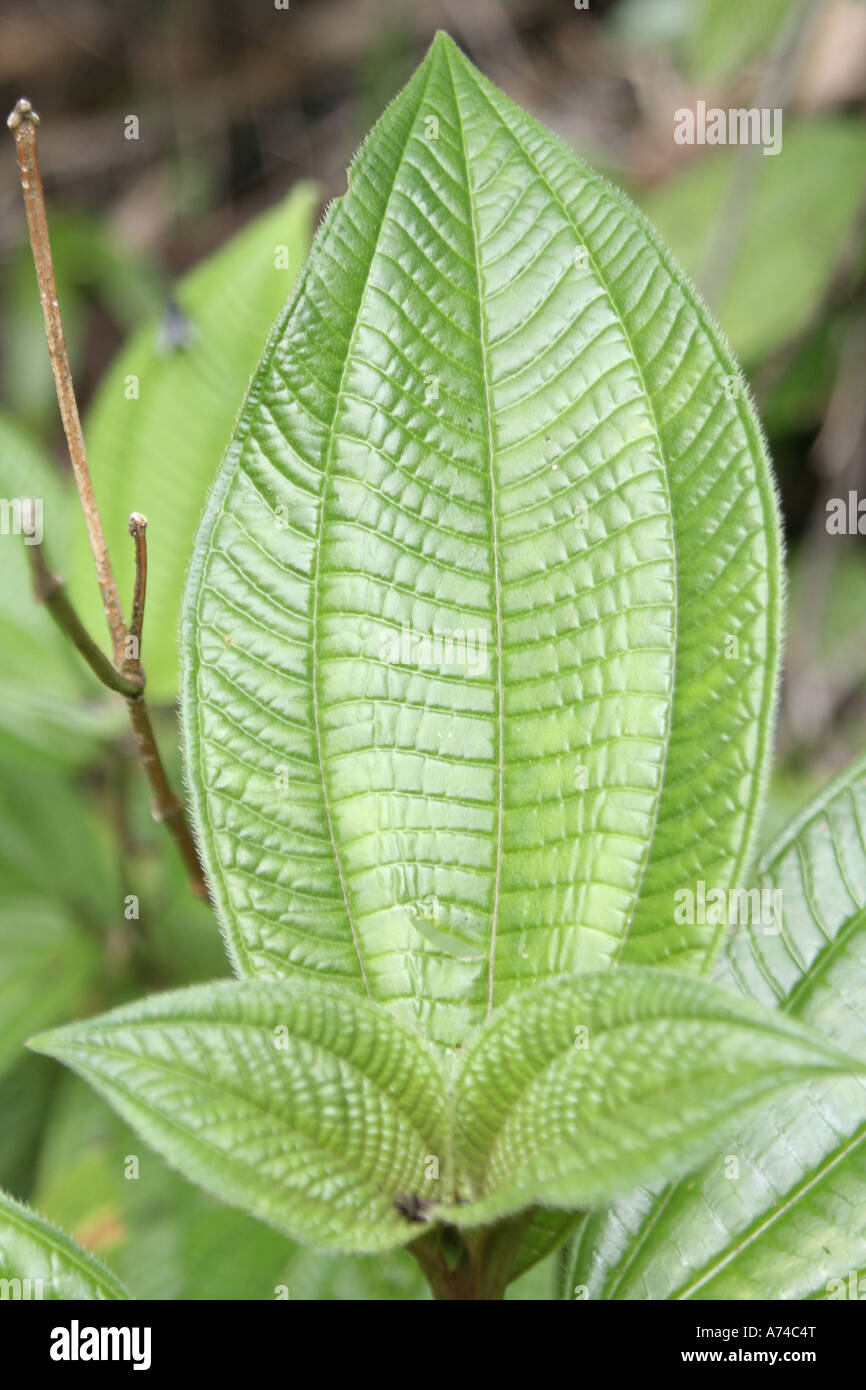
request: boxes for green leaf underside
[182,32,781,1050]
[30,981,450,1254]
[0,1189,128,1300]
[448,968,862,1227]
[32,969,863,1251]
[568,755,866,1299]
[70,183,320,700]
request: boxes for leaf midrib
[448,51,680,976]
[308,60,439,1002]
[675,1121,866,1299]
[444,43,506,1020]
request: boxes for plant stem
[409,1212,534,1300]
[125,512,148,676]
[26,538,210,899]
[7,98,126,667]
[8,96,209,904]
[26,543,144,697]
[124,693,209,898]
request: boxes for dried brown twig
[8,97,209,902]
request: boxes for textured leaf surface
[448,968,865,1227]
[0,1189,128,1300]
[33,1071,430,1300]
[182,34,781,1050]
[69,183,319,698]
[31,981,450,1254]
[567,754,866,1299]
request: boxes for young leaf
[567,754,866,1300]
[448,967,865,1227]
[30,980,451,1254]
[69,183,320,699]
[182,33,781,1050]
[0,1188,128,1299]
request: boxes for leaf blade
[30,980,451,1254]
[182,33,781,1047]
[449,967,865,1226]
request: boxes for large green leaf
[0,1189,128,1300]
[69,183,320,699]
[567,753,866,1299]
[447,968,864,1227]
[31,980,451,1254]
[182,33,781,1051]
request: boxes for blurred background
[0,0,865,1299]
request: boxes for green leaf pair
[30,967,865,1254]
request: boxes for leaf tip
[26,1027,63,1059]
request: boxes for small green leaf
[449,968,865,1226]
[568,753,866,1300]
[183,33,781,1050]
[0,1188,128,1300]
[30,980,451,1254]
[69,182,320,698]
